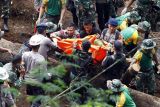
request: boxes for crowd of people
[0,0,160,106]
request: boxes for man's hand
[7,49,13,55]
[58,20,63,29]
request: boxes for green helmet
[128,11,141,21]
[141,39,156,49]
[138,21,151,32]
[45,22,57,33]
[110,79,125,92]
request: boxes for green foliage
[2,87,20,98]
[24,61,113,107]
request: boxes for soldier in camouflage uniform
[121,0,160,35]
[0,0,11,32]
[121,0,160,20]
[128,39,159,95]
[73,0,97,29]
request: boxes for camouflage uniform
[134,0,159,22]
[74,0,97,28]
[1,0,10,19]
[0,0,11,31]
[133,39,157,95]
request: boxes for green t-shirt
[117,91,136,107]
[116,12,130,26]
[43,0,63,16]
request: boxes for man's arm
[121,0,135,15]
[36,0,47,24]
[0,47,12,53]
[50,31,63,40]
[58,0,67,27]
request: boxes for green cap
[108,79,125,92]
[138,21,151,31]
[128,11,141,21]
[141,39,156,49]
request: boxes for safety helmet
[138,21,151,32]
[128,11,141,21]
[29,34,42,46]
[36,23,47,33]
[0,67,9,81]
[130,24,139,30]
[45,22,57,33]
[141,39,156,49]
[107,79,125,92]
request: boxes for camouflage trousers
[76,10,97,29]
[136,68,155,95]
[0,0,11,19]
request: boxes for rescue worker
[35,23,64,66]
[99,18,123,45]
[102,40,127,81]
[128,39,159,95]
[121,0,155,15]
[107,79,136,107]
[0,67,17,107]
[70,40,93,79]
[21,34,47,74]
[50,22,80,39]
[80,19,101,38]
[0,0,11,32]
[3,55,25,87]
[36,0,66,27]
[73,0,98,29]
[116,11,141,31]
[121,21,150,55]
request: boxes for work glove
[121,7,128,15]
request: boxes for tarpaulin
[56,35,111,63]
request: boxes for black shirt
[80,27,101,38]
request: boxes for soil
[0,0,160,107]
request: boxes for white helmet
[0,67,9,80]
[29,34,42,46]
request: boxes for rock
[0,38,22,63]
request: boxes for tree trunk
[130,89,160,107]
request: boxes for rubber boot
[2,18,9,32]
